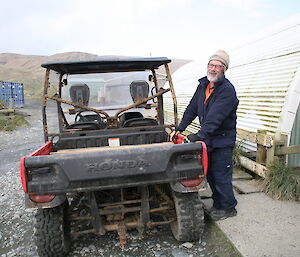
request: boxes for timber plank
[238,155,268,178]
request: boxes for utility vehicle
[20,57,207,257]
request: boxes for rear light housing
[20,141,53,193]
[174,136,208,188]
[29,194,56,203]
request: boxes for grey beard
[207,72,224,82]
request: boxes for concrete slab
[232,179,263,194]
[203,193,300,257]
[233,168,254,180]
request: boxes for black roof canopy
[41,57,171,75]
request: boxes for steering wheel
[75,111,106,129]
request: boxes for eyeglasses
[207,63,224,69]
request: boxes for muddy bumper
[23,142,204,194]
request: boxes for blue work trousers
[206,147,237,210]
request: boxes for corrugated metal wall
[164,15,300,167]
[228,51,300,134]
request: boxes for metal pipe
[45,95,110,118]
[153,185,174,207]
[114,88,170,118]
[42,69,50,142]
[164,64,178,126]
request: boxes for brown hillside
[0,52,191,98]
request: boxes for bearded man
[172,50,239,221]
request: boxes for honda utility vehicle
[20,57,208,257]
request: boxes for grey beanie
[208,50,230,70]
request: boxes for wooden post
[266,145,276,167]
[275,134,288,163]
[256,130,267,164]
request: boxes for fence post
[266,144,276,167]
[256,130,267,164]
[275,134,288,163]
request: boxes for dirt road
[0,100,241,257]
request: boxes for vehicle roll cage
[41,57,178,142]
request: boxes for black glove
[187,133,201,142]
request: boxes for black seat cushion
[119,112,143,126]
[65,122,105,131]
[122,117,158,127]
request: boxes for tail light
[174,135,208,187]
[29,194,56,203]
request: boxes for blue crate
[0,81,24,107]
[0,82,6,101]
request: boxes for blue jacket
[177,76,239,151]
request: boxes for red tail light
[29,194,56,203]
[175,136,208,188]
[181,178,204,187]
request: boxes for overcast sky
[1,0,300,60]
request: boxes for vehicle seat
[65,122,104,131]
[69,83,90,105]
[122,117,158,127]
[130,80,149,107]
[119,112,143,127]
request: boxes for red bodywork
[20,141,53,193]
[174,134,208,187]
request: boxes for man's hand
[187,133,201,142]
[169,130,180,142]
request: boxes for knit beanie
[208,50,230,70]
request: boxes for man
[172,50,239,221]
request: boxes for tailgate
[22,142,205,194]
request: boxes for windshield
[62,71,152,109]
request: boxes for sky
[1,0,300,60]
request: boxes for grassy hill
[0,52,191,98]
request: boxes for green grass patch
[262,161,299,201]
[0,114,29,131]
[232,140,250,167]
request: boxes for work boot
[204,206,218,214]
[209,208,237,221]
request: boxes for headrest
[129,80,149,104]
[69,83,90,106]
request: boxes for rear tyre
[171,191,204,242]
[34,201,70,257]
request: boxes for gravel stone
[182,242,194,249]
[171,248,189,257]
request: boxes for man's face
[207,60,225,82]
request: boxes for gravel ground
[0,100,241,257]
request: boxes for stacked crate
[0,81,24,108]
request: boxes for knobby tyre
[171,191,204,241]
[34,201,70,257]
